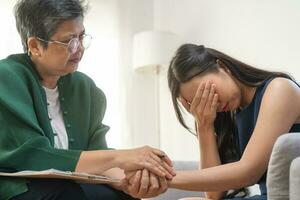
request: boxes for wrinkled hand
[179,81,218,133]
[117,146,176,179]
[121,169,169,198]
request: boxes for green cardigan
[0,54,110,200]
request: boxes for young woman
[165,44,300,199]
[0,0,175,199]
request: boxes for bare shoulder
[265,77,300,97]
[260,77,300,122]
[267,77,300,93]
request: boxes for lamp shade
[132,30,180,73]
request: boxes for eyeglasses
[36,34,92,54]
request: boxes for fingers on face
[198,81,212,111]
[190,82,205,112]
[205,84,216,111]
[189,81,218,114]
[211,93,219,112]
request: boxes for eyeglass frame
[36,34,92,54]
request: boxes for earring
[35,53,39,56]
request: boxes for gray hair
[14,0,88,52]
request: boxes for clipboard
[0,169,120,184]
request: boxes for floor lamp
[132,30,180,147]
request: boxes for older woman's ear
[27,37,41,57]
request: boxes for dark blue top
[235,78,300,195]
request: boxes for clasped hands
[118,146,176,198]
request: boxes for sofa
[266,133,300,200]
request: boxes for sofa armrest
[290,157,300,200]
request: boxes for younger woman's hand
[179,81,218,133]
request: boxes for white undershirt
[43,86,69,149]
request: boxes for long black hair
[168,44,292,197]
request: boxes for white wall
[0,1,23,58]
[154,0,300,161]
[81,0,122,148]
[116,0,159,149]
[81,0,156,149]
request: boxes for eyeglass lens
[68,35,92,54]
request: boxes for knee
[81,184,138,200]
[29,179,86,200]
[52,181,86,199]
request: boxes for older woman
[0,0,175,200]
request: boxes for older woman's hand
[122,169,169,198]
[117,146,176,179]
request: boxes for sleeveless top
[235,78,300,195]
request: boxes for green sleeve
[87,84,111,150]
[0,64,81,172]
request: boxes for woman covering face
[0,0,175,200]
[167,44,300,200]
